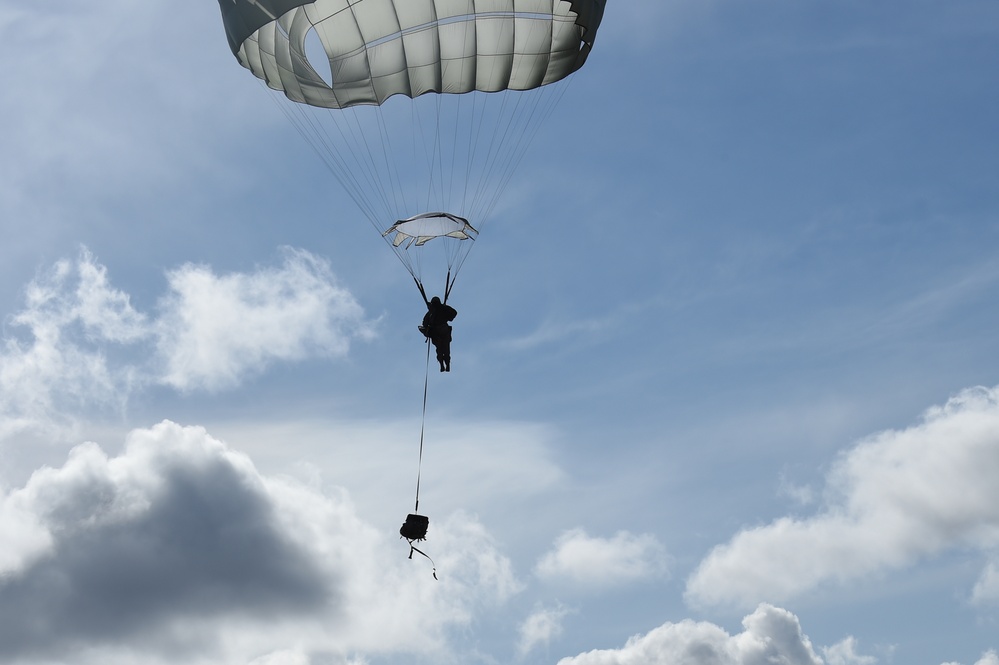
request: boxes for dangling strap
[408,543,438,580]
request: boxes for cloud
[0,420,330,661]
[942,652,999,665]
[500,316,610,352]
[0,1,259,222]
[0,248,374,437]
[686,386,999,610]
[518,603,572,657]
[156,248,375,391]
[971,559,999,606]
[0,249,143,437]
[535,528,669,591]
[822,637,876,665]
[0,420,521,664]
[557,603,823,665]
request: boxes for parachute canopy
[217,0,606,297]
[218,0,606,109]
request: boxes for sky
[1,1,999,664]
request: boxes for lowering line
[415,336,431,514]
[399,336,437,579]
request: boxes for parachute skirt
[383,212,478,249]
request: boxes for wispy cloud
[536,528,669,591]
[499,316,611,352]
[822,637,878,665]
[518,602,572,657]
[686,386,999,610]
[971,558,999,606]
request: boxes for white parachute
[217,0,606,297]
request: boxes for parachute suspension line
[475,76,576,233]
[463,31,508,223]
[448,87,465,220]
[474,84,547,219]
[305,101,386,224]
[465,88,517,222]
[372,103,408,220]
[265,88,381,226]
[334,105,394,225]
[431,93,446,214]
[412,99,435,214]
[414,333,432,514]
[462,89,489,217]
[443,269,454,305]
[414,92,445,221]
[414,277,429,305]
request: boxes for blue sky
[2,1,999,664]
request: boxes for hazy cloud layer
[0,421,520,664]
[536,528,670,591]
[686,386,999,610]
[0,248,374,436]
[0,1,258,224]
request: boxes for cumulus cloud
[0,420,521,664]
[518,603,572,656]
[535,528,669,591]
[942,652,999,665]
[0,248,374,437]
[686,386,999,610]
[557,603,823,665]
[156,248,374,391]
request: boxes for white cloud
[0,250,139,437]
[941,652,999,665]
[518,603,572,657]
[0,248,374,437]
[0,420,520,664]
[156,248,374,391]
[535,528,669,591]
[557,603,822,665]
[971,559,999,606]
[979,652,999,665]
[686,386,999,610]
[822,637,876,665]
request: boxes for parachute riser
[414,270,455,307]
